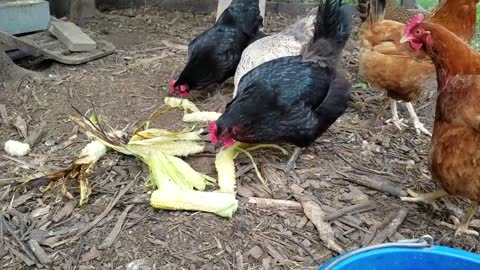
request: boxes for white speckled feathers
[233,7,318,97]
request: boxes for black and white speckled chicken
[232,7,318,96]
[210,0,353,174]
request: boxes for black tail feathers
[359,0,386,24]
[337,4,354,49]
[372,0,386,23]
[301,0,353,60]
[357,0,369,22]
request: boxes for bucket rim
[319,235,480,270]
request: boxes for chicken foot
[400,188,448,210]
[405,102,432,136]
[270,147,303,176]
[440,201,479,236]
[384,99,407,130]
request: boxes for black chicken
[170,0,263,96]
[209,0,353,174]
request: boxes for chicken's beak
[400,36,411,44]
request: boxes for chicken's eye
[415,30,421,35]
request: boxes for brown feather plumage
[414,22,480,201]
[359,0,478,102]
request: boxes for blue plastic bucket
[319,236,480,270]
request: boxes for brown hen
[400,16,480,236]
[358,0,431,24]
[358,0,478,136]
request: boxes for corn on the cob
[164,97,199,112]
[150,189,238,218]
[183,112,222,122]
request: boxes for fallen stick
[13,115,28,139]
[124,209,150,230]
[0,177,24,187]
[52,200,77,223]
[369,208,409,245]
[1,155,38,170]
[25,121,47,147]
[235,251,244,270]
[264,242,288,264]
[322,205,365,226]
[51,176,138,248]
[248,197,369,231]
[335,217,371,234]
[99,204,133,250]
[162,40,188,51]
[0,185,10,201]
[9,246,35,266]
[0,103,7,124]
[325,201,375,221]
[337,172,407,197]
[0,215,38,264]
[0,171,53,188]
[295,196,345,254]
[28,239,52,265]
[275,232,320,265]
[247,197,303,210]
[361,223,379,247]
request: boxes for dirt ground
[1,8,479,270]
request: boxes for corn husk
[143,152,212,191]
[147,152,236,218]
[129,128,202,142]
[59,99,286,218]
[215,143,288,194]
[215,145,239,194]
[38,140,107,206]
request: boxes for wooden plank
[0,31,43,57]
[0,29,115,65]
[216,0,266,22]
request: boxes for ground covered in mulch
[1,8,479,270]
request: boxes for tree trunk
[0,50,40,87]
[70,0,99,26]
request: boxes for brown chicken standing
[400,14,480,236]
[358,0,478,136]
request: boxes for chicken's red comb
[169,80,177,93]
[208,122,218,144]
[404,14,424,36]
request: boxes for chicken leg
[400,188,448,210]
[385,99,407,130]
[405,102,432,136]
[440,201,479,236]
[270,147,303,176]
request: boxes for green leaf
[353,82,369,90]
